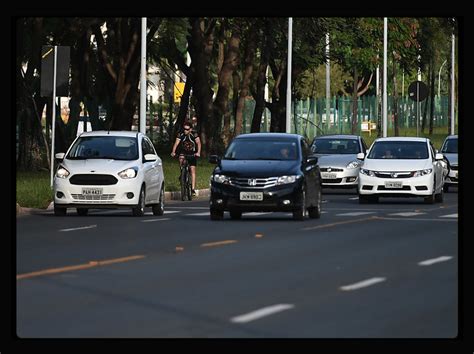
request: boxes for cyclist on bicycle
[171,121,201,196]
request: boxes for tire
[186,173,192,201]
[133,186,146,216]
[308,188,321,219]
[210,208,224,220]
[293,189,307,221]
[424,180,436,204]
[77,208,88,216]
[230,210,242,220]
[54,204,67,216]
[152,184,165,216]
[443,184,449,193]
[180,169,187,201]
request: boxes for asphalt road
[16,188,459,338]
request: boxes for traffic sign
[174,82,185,103]
[408,81,428,102]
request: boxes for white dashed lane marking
[339,277,386,291]
[418,256,453,266]
[440,213,458,218]
[388,212,426,217]
[59,225,97,232]
[336,212,376,217]
[230,304,294,323]
[141,218,171,223]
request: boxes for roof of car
[235,133,302,140]
[373,137,429,143]
[445,135,458,139]
[313,134,360,140]
[79,130,141,138]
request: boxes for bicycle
[178,154,195,201]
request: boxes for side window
[429,143,436,161]
[144,137,156,155]
[142,138,152,156]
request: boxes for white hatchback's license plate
[240,192,263,201]
[385,181,403,188]
[82,187,103,195]
[322,173,337,179]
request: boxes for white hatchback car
[53,131,165,216]
[358,137,446,204]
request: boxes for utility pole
[286,17,293,133]
[325,33,331,125]
[50,46,57,188]
[140,17,147,134]
[451,33,455,135]
[383,18,388,138]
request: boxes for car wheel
[133,186,146,216]
[443,184,449,193]
[230,211,242,220]
[77,208,88,216]
[293,189,307,221]
[54,204,67,216]
[152,184,165,216]
[308,188,321,219]
[210,208,224,220]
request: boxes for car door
[429,142,443,193]
[141,137,160,202]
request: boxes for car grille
[322,178,343,183]
[374,171,413,179]
[228,177,278,188]
[320,167,344,172]
[69,174,118,185]
[71,194,116,201]
[377,186,411,191]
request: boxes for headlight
[277,175,300,185]
[360,168,375,177]
[346,160,362,169]
[412,168,432,177]
[213,174,230,184]
[55,166,70,179]
[118,167,138,179]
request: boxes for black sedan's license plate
[240,191,263,201]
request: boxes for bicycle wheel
[186,170,192,200]
[180,167,187,201]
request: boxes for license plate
[322,173,337,179]
[240,192,263,201]
[385,181,403,188]
[82,187,103,195]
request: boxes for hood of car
[215,159,301,178]
[316,154,359,168]
[443,153,458,166]
[361,158,432,172]
[61,158,138,174]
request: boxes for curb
[17,188,211,215]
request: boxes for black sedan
[208,133,322,220]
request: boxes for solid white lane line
[336,212,376,216]
[187,212,210,216]
[166,206,209,210]
[440,213,458,218]
[374,217,456,222]
[230,304,294,323]
[59,225,97,232]
[339,277,386,291]
[141,218,171,223]
[349,197,359,200]
[388,212,426,217]
[246,212,272,216]
[418,256,453,266]
[164,210,181,214]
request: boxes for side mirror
[435,153,444,161]
[144,153,158,162]
[55,153,65,160]
[209,155,220,164]
[306,156,318,165]
[356,153,365,160]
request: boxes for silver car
[440,135,458,192]
[310,135,368,189]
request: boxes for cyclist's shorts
[179,154,197,166]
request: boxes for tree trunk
[351,67,358,134]
[251,43,269,133]
[429,63,435,135]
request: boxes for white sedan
[358,137,446,204]
[53,131,165,216]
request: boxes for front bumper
[445,167,458,186]
[320,168,359,187]
[358,173,434,197]
[53,175,143,208]
[210,181,303,212]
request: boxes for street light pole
[140,17,147,134]
[451,33,455,135]
[383,18,388,138]
[286,17,293,133]
[50,46,58,188]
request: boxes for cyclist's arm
[171,137,181,157]
[195,136,201,157]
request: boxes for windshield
[312,138,360,154]
[441,138,458,153]
[367,141,429,159]
[67,136,139,160]
[224,139,298,160]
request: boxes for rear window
[367,141,429,159]
[224,139,298,160]
[441,138,458,153]
[312,138,360,154]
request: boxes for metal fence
[238,95,454,139]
